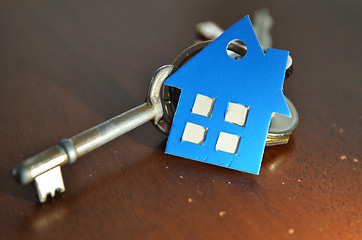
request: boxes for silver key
[13,16,298,202]
[13,65,175,202]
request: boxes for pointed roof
[164,15,291,116]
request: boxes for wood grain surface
[0,0,361,239]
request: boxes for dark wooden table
[0,1,361,239]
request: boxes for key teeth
[37,189,65,203]
[34,166,65,203]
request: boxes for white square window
[182,122,207,145]
[225,102,249,126]
[215,132,240,154]
[192,94,215,117]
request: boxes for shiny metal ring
[147,65,176,134]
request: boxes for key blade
[196,21,223,40]
[253,8,274,49]
[34,166,65,203]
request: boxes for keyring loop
[147,65,176,134]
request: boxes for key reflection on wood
[31,205,67,232]
[263,136,296,173]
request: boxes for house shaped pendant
[164,16,291,175]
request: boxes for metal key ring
[155,40,298,146]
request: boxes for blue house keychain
[164,16,290,174]
[13,15,298,202]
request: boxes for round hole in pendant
[226,39,247,60]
